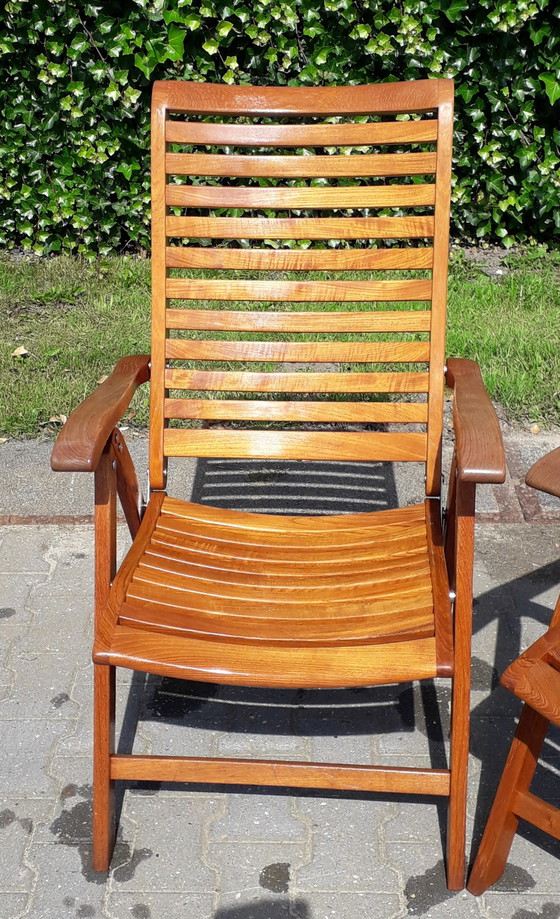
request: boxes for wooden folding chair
[468,447,560,894]
[51,79,505,890]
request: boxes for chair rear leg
[467,703,548,895]
[93,663,116,871]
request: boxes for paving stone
[0,719,68,798]
[0,527,54,573]
[209,795,309,844]
[0,894,31,919]
[208,842,307,915]
[0,804,36,893]
[0,653,80,720]
[105,891,216,919]
[303,892,402,919]
[115,795,220,891]
[384,842,483,917]
[482,894,560,919]
[294,798,398,893]
[24,842,110,918]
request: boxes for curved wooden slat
[167,216,434,239]
[166,119,438,147]
[166,183,436,208]
[166,308,432,332]
[164,398,428,423]
[166,152,437,178]
[165,278,432,302]
[154,78,443,117]
[165,339,430,363]
[163,429,428,461]
[165,368,430,393]
[166,245,434,270]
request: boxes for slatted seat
[51,79,506,890]
[97,496,452,685]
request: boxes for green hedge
[1,0,558,256]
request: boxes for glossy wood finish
[51,355,150,473]
[166,184,436,208]
[525,446,560,499]
[111,755,450,795]
[166,119,438,146]
[446,359,506,484]
[468,599,560,894]
[49,79,506,887]
[166,246,434,271]
[166,151,437,178]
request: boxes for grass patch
[0,249,558,437]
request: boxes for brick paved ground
[1,431,560,919]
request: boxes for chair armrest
[445,358,506,484]
[51,355,151,473]
[525,446,560,499]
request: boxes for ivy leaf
[539,73,560,105]
[444,0,468,23]
[202,38,219,54]
[166,24,186,61]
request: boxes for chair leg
[467,703,548,895]
[445,482,476,890]
[93,663,116,871]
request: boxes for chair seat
[94,494,453,688]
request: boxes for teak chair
[51,79,505,890]
[469,447,560,894]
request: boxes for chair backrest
[149,80,453,497]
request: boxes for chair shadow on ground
[113,457,560,893]
[213,902,309,919]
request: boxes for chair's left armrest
[445,358,506,484]
[525,446,560,499]
[51,354,150,473]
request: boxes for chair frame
[468,448,560,894]
[51,79,505,890]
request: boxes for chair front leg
[447,478,476,890]
[92,439,117,871]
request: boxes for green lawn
[0,249,558,437]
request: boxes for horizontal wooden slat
[164,398,428,423]
[166,278,432,302]
[166,152,437,178]
[155,79,445,117]
[166,245,434,271]
[166,183,436,209]
[165,339,431,363]
[164,429,427,461]
[166,119,438,147]
[165,368,430,393]
[112,754,450,794]
[166,216,434,240]
[166,308,432,332]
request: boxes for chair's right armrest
[51,355,150,473]
[525,446,560,500]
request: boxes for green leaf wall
[1,0,558,256]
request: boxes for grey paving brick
[0,805,36,893]
[105,891,216,919]
[385,842,483,917]
[0,894,31,919]
[0,653,80,720]
[114,795,221,892]
[294,798,398,894]
[0,719,68,798]
[23,843,109,919]
[482,893,560,919]
[209,796,309,844]
[303,892,403,919]
[208,842,307,916]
